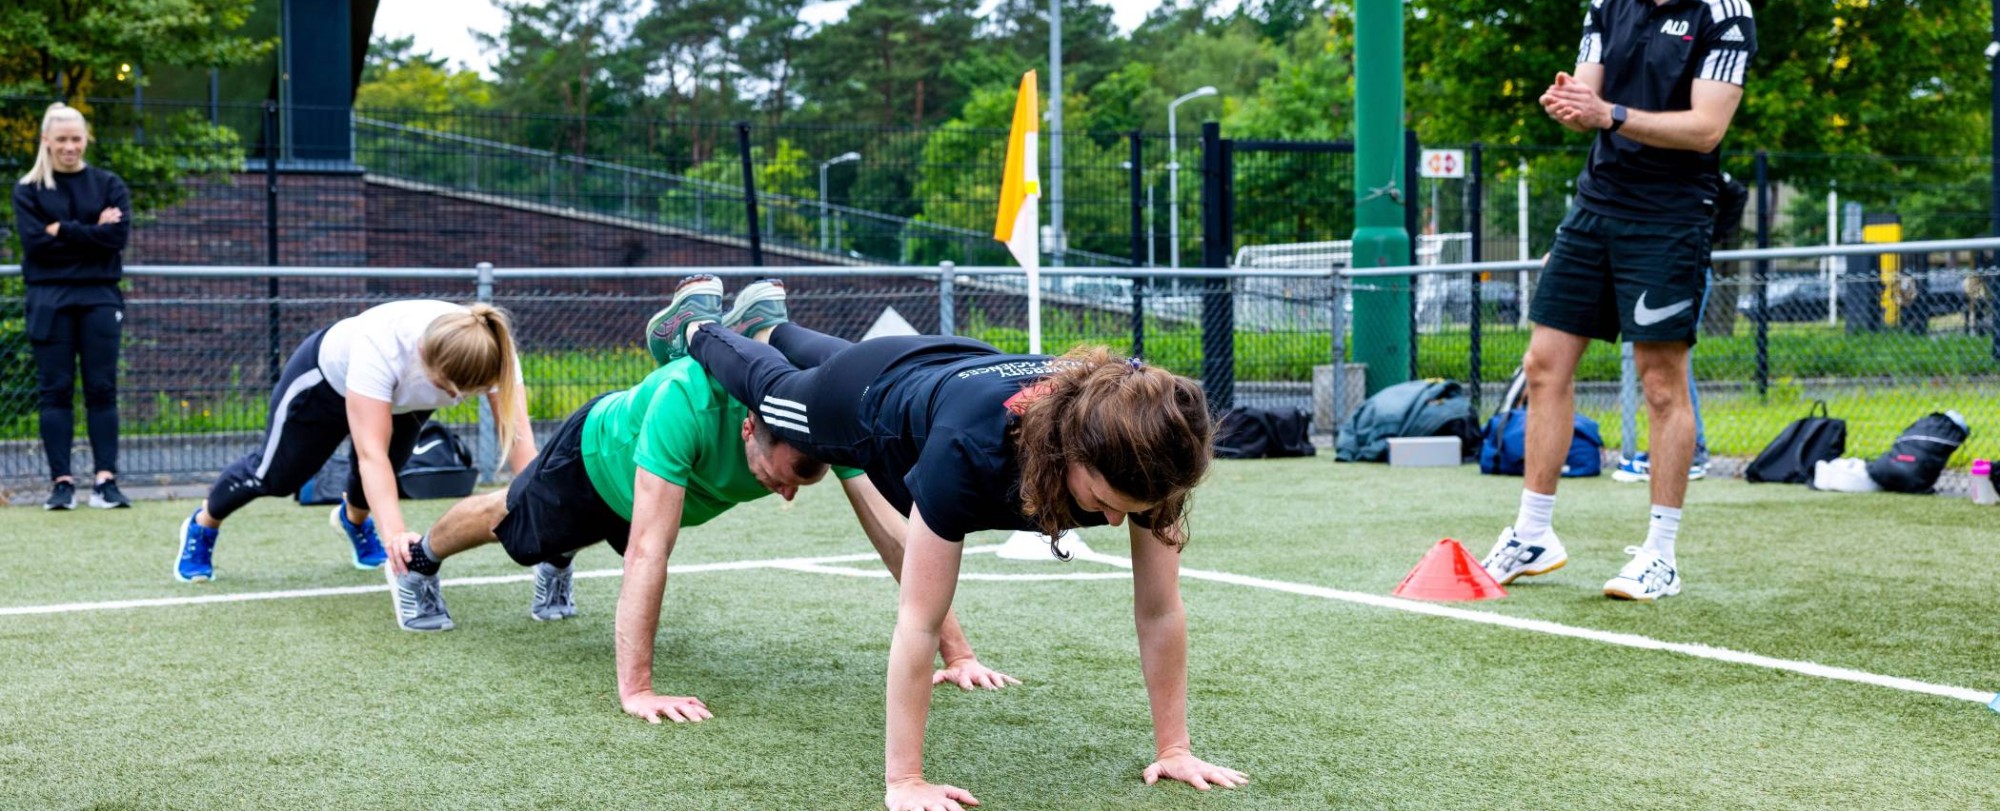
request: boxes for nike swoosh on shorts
[1633,292,1694,327]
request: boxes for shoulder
[1702,0,1753,23]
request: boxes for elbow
[1695,122,1728,154]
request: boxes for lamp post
[819,151,860,253]
[1168,86,1217,269]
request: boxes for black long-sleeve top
[14,166,131,287]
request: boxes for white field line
[1066,549,1998,707]
[0,551,888,618]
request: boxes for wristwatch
[1607,104,1629,132]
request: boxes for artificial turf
[1,459,1994,809]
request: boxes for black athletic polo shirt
[861,351,1142,542]
[1574,0,1756,225]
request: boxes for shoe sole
[384,566,454,632]
[89,495,131,509]
[1603,582,1681,602]
[722,282,786,333]
[43,498,75,511]
[1494,556,1567,586]
[1610,470,1649,483]
[174,513,213,584]
[330,506,387,570]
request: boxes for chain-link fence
[2,252,1994,493]
[1364,241,1999,495]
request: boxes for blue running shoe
[331,501,389,569]
[175,508,218,583]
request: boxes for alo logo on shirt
[1659,20,1690,37]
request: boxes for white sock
[1645,505,1682,565]
[1514,490,1556,542]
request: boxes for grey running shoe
[529,561,576,621]
[721,279,789,337]
[387,568,454,632]
[645,275,724,365]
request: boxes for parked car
[1737,270,1972,324]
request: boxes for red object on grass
[1393,539,1508,602]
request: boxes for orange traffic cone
[1393,538,1508,601]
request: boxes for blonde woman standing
[12,103,131,510]
[174,300,538,583]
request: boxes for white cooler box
[1387,436,1462,468]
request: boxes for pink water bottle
[1973,460,1998,506]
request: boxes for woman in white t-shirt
[172,300,538,583]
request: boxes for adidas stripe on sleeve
[1697,0,1756,86]
[1577,0,1605,65]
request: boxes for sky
[371,0,1230,76]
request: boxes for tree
[354,36,495,115]
[0,0,269,100]
[792,0,981,127]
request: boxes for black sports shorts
[494,394,632,566]
[1529,207,1712,345]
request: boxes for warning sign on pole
[1419,149,1466,179]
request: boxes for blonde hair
[20,103,89,189]
[422,304,524,456]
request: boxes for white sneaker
[1480,527,1568,585]
[1603,546,1681,601]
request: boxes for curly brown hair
[1010,346,1212,546]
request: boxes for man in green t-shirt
[384,350,1014,724]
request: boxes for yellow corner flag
[994,71,1042,352]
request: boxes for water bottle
[1972,460,1998,506]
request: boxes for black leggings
[205,330,431,521]
[30,304,121,480]
[688,323,979,465]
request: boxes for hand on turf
[933,658,1020,691]
[884,778,979,811]
[1143,751,1248,792]
[384,531,421,575]
[622,692,712,724]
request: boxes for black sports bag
[1745,401,1846,484]
[1867,411,1969,494]
[1214,406,1316,459]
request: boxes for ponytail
[422,303,524,457]
[20,103,89,190]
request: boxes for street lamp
[1168,86,1217,269]
[820,151,861,253]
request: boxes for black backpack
[1867,412,1969,494]
[1745,401,1847,484]
[398,422,481,500]
[1214,406,1316,459]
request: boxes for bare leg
[1522,325,1593,496]
[1634,342,1696,510]
[427,489,510,559]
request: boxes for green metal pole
[1352,0,1413,395]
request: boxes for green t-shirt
[579,358,857,526]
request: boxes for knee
[1521,349,1568,395]
[37,384,74,410]
[1640,368,1688,414]
[82,384,117,409]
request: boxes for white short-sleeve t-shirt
[318,300,515,414]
